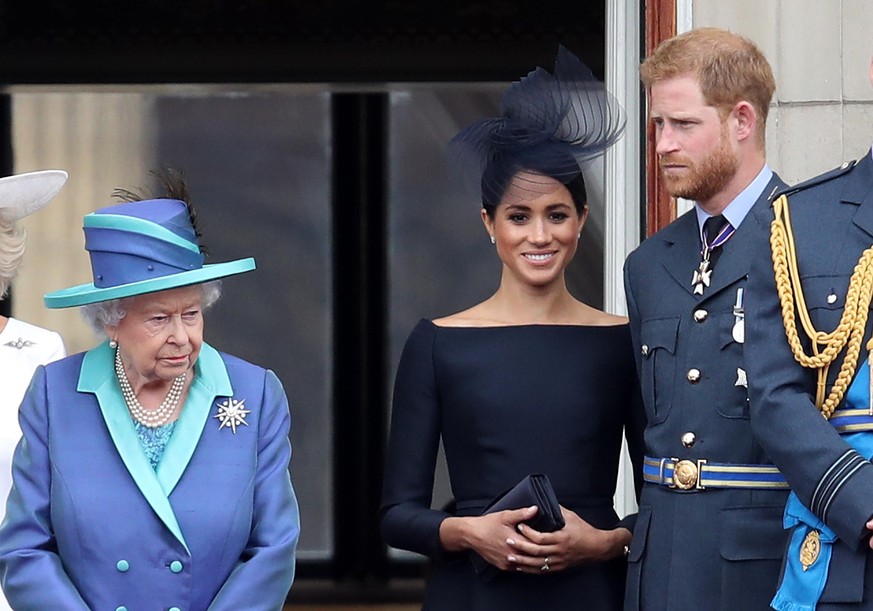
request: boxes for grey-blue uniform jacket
[746,150,873,609]
[623,173,789,611]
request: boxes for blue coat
[746,151,873,608]
[623,174,789,611]
[0,341,300,611]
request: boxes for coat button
[116,559,129,572]
[681,432,696,447]
[169,608,181,611]
[693,309,708,323]
[170,560,183,573]
[687,368,701,383]
[827,293,838,304]
[116,607,128,611]
[641,344,649,356]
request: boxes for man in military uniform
[623,28,789,610]
[745,56,873,610]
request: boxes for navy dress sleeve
[618,361,646,533]
[628,376,646,486]
[380,320,451,559]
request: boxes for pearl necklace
[115,349,187,428]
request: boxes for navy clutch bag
[471,473,565,579]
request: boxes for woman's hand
[506,506,631,574]
[439,506,540,571]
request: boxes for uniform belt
[643,456,789,490]
[829,408,873,433]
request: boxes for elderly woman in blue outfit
[0,173,300,610]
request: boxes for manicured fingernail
[517,524,525,533]
[506,538,516,545]
[507,555,517,562]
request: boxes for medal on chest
[800,529,821,571]
[692,217,736,295]
[691,255,713,295]
[732,288,745,343]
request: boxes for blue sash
[772,361,873,610]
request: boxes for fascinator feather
[448,46,626,208]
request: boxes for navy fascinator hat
[447,46,626,210]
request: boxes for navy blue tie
[703,214,731,269]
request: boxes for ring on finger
[540,556,550,572]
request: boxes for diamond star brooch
[214,398,251,434]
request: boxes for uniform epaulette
[773,159,859,200]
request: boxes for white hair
[0,218,26,300]
[80,280,222,337]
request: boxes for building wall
[16,93,152,354]
[691,0,873,185]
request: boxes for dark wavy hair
[480,152,588,218]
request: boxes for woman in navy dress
[380,48,646,610]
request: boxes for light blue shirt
[694,164,773,240]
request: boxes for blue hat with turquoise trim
[44,198,255,308]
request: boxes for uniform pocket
[714,311,751,419]
[639,317,679,424]
[801,273,851,327]
[624,505,651,610]
[719,505,787,611]
[720,505,786,561]
[819,540,866,604]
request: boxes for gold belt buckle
[671,458,707,490]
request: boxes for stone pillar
[14,92,152,354]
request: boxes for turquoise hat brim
[44,258,256,309]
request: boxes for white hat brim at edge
[0,170,68,221]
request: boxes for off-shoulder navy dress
[381,319,645,610]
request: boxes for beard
[659,128,739,204]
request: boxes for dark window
[0,1,611,603]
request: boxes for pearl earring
[109,339,118,349]
[490,235,496,244]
